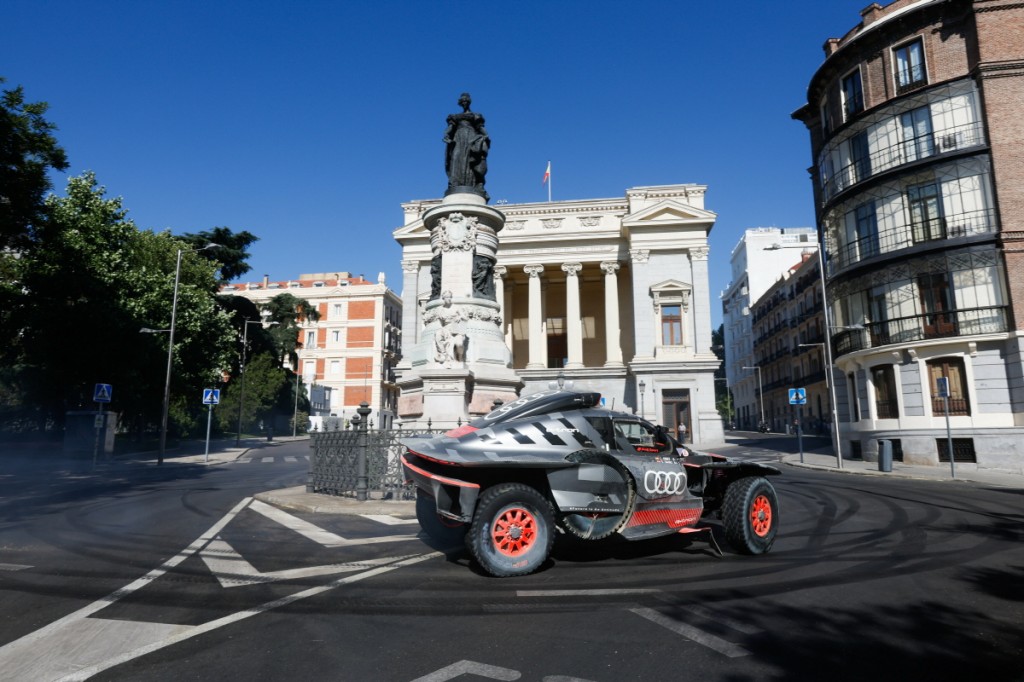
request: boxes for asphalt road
[1,439,1021,681]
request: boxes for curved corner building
[792,0,1024,471]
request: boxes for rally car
[401,389,780,577]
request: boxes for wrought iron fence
[307,426,442,500]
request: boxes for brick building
[792,0,1024,471]
[225,272,402,429]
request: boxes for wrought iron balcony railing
[832,306,1008,356]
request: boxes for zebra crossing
[230,455,309,464]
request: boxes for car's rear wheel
[722,476,778,555]
[416,489,468,548]
[467,483,555,577]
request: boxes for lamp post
[235,318,279,446]
[638,379,646,418]
[742,365,763,429]
[145,243,219,465]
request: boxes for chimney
[262,274,269,288]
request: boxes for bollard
[878,439,892,472]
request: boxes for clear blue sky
[5,0,869,328]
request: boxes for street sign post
[937,377,955,478]
[202,389,221,462]
[92,383,112,466]
[789,388,807,463]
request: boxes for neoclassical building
[393,184,723,445]
[792,0,1024,471]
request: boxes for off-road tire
[722,476,778,555]
[416,489,468,548]
[467,483,556,577]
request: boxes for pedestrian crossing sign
[789,388,807,405]
[203,388,221,405]
[93,383,112,403]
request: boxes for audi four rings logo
[644,470,686,495]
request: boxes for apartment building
[225,272,402,429]
[792,0,1024,470]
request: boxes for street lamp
[638,379,646,417]
[145,243,219,465]
[742,365,764,429]
[235,318,279,446]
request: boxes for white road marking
[518,588,660,597]
[261,456,274,463]
[285,456,297,462]
[656,597,763,635]
[360,514,418,525]
[249,499,419,546]
[58,552,441,682]
[199,537,410,587]
[0,563,32,571]
[0,495,442,682]
[630,607,751,658]
[410,659,521,682]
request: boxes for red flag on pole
[542,161,551,185]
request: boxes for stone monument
[396,94,522,427]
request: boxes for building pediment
[650,279,693,310]
[622,199,716,228]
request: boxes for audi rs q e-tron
[402,390,781,577]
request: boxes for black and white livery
[402,390,780,577]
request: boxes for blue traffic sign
[788,388,807,405]
[93,383,113,403]
[936,377,949,398]
[202,388,221,405]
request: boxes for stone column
[524,264,545,369]
[601,261,624,366]
[494,265,512,349]
[400,259,420,345]
[689,247,712,353]
[562,262,584,369]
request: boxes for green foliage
[262,292,321,367]
[4,172,236,433]
[712,324,733,422]
[216,352,293,435]
[181,226,259,284]
[0,79,69,251]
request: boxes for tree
[712,324,734,424]
[0,79,69,250]
[5,172,235,433]
[181,226,258,284]
[262,292,322,368]
[216,352,292,435]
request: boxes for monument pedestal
[397,192,522,428]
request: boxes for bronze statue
[443,93,489,199]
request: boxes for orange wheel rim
[491,507,538,556]
[750,494,773,537]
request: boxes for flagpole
[547,161,552,202]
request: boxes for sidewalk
[780,449,1024,488]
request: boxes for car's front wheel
[722,476,779,555]
[467,483,555,577]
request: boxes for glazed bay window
[908,181,945,243]
[842,68,864,120]
[872,365,899,419]
[928,357,970,416]
[900,106,935,162]
[894,39,926,93]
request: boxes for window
[900,106,934,163]
[329,360,340,375]
[918,273,956,338]
[331,330,341,344]
[908,182,945,242]
[894,39,926,92]
[871,365,898,418]
[332,304,342,318]
[848,372,861,422]
[306,331,315,348]
[842,68,864,120]
[850,131,872,183]
[662,305,683,345]
[854,201,879,259]
[928,357,970,415]
[936,438,976,463]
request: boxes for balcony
[832,306,1008,355]
[828,207,996,275]
[820,120,985,203]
